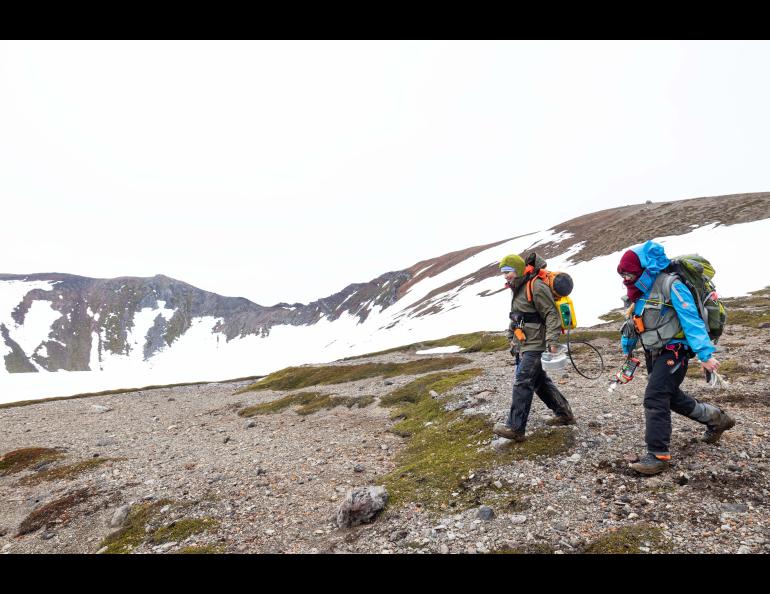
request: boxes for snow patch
[6,299,62,359]
[4,217,770,403]
[415,346,464,354]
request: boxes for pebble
[722,503,748,513]
[510,515,527,524]
[109,505,130,528]
[568,453,581,463]
[96,546,108,554]
[439,544,450,554]
[477,506,495,521]
[157,542,177,552]
[353,464,366,473]
[91,405,113,413]
[246,421,257,428]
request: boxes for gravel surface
[1,323,768,554]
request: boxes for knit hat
[617,250,643,276]
[618,249,644,303]
[499,254,525,276]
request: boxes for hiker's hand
[701,358,720,372]
[510,340,516,349]
[549,344,559,354]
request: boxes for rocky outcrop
[336,486,389,528]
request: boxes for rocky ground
[1,317,768,554]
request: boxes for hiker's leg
[643,349,681,456]
[670,356,699,417]
[507,351,539,433]
[534,359,573,418]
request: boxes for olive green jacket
[507,268,562,353]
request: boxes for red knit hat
[617,250,642,275]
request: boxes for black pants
[507,350,572,432]
[643,346,698,456]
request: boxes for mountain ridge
[2,192,770,401]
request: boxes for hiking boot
[493,423,525,442]
[545,414,576,426]
[702,409,735,444]
[629,452,670,475]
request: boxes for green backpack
[667,254,727,343]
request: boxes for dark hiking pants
[643,345,698,456]
[507,350,572,432]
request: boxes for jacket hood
[631,240,670,275]
[525,252,548,272]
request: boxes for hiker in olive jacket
[493,253,575,442]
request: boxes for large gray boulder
[336,486,388,528]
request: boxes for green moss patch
[17,457,114,486]
[380,369,573,511]
[725,308,770,328]
[98,500,174,554]
[238,392,321,416]
[582,523,672,554]
[380,369,482,409]
[149,518,220,544]
[99,501,219,554]
[238,392,375,417]
[17,488,94,536]
[598,310,627,323]
[295,394,375,416]
[722,287,770,328]
[237,357,471,393]
[0,447,65,476]
[344,331,510,360]
[418,332,510,353]
[493,427,576,460]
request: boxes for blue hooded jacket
[620,240,715,361]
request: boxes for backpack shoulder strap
[526,269,549,302]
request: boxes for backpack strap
[526,268,548,302]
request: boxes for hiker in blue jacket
[616,240,735,475]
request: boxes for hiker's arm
[670,280,715,362]
[533,282,561,350]
[620,318,638,355]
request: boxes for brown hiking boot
[702,409,735,444]
[493,423,525,442]
[629,452,671,475]
[545,414,576,426]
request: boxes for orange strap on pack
[525,268,548,302]
[633,315,645,333]
[514,328,526,342]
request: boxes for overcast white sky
[2,40,769,305]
